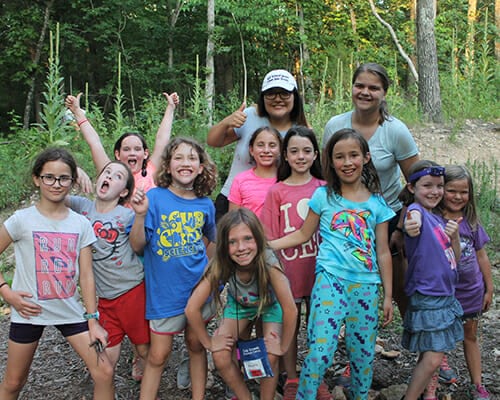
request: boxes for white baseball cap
[261,69,297,92]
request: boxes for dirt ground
[0,119,499,399]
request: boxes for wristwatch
[83,311,100,320]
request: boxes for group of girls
[0,64,493,400]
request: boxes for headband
[409,166,445,183]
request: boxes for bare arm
[65,93,111,173]
[185,278,234,352]
[404,210,421,237]
[268,266,297,355]
[129,190,148,253]
[79,245,109,346]
[149,92,179,169]
[476,247,494,312]
[444,218,462,261]
[398,155,420,182]
[269,209,320,250]
[206,102,246,147]
[375,222,393,327]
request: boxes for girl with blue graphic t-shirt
[399,160,463,400]
[270,129,394,400]
[130,137,217,400]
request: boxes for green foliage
[37,25,74,147]
[467,160,499,258]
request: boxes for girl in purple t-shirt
[399,160,463,400]
[438,165,493,400]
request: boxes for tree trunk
[168,1,184,69]
[348,1,358,55]
[205,0,215,124]
[465,0,477,77]
[416,0,442,122]
[297,2,313,104]
[23,0,54,129]
[408,0,418,88]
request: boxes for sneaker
[131,355,144,382]
[316,381,333,400]
[336,362,351,388]
[438,355,458,384]
[176,353,191,390]
[469,384,490,400]
[282,381,299,400]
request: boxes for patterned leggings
[297,271,379,400]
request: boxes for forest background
[0,0,498,263]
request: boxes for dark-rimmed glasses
[263,91,292,100]
[39,174,74,187]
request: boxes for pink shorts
[98,282,150,347]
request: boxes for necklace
[171,182,194,191]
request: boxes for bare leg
[463,319,483,385]
[212,318,252,400]
[0,340,38,400]
[282,302,301,380]
[185,325,207,400]
[67,331,115,400]
[392,251,408,318]
[139,333,173,400]
[406,352,443,400]
[259,322,282,400]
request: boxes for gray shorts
[149,300,216,335]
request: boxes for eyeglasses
[263,91,292,100]
[39,174,74,187]
[409,166,445,183]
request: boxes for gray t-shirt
[323,111,419,212]
[69,196,144,299]
[4,206,96,325]
[221,107,289,197]
[227,248,280,307]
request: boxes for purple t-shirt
[439,217,490,314]
[404,203,459,297]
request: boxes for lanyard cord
[233,271,241,340]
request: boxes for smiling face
[409,175,445,211]
[249,129,281,168]
[228,223,258,268]
[167,142,203,189]
[263,89,295,121]
[443,178,469,218]
[331,137,370,185]
[285,135,317,176]
[33,160,73,204]
[114,135,149,174]
[351,71,386,114]
[96,162,130,203]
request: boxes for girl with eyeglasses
[0,148,115,399]
[207,69,308,222]
[398,160,464,400]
